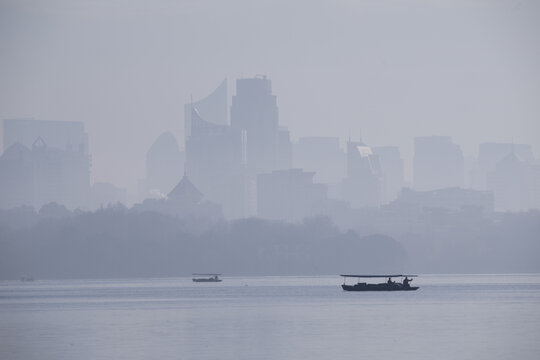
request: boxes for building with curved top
[184,79,228,141]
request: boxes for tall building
[0,143,34,209]
[342,140,383,208]
[1,119,91,210]
[184,79,228,141]
[229,76,290,217]
[185,107,243,219]
[0,139,90,210]
[3,118,89,155]
[486,152,539,211]
[372,146,404,204]
[277,127,292,170]
[230,76,279,175]
[183,80,251,219]
[414,136,464,191]
[472,142,535,190]
[145,132,184,198]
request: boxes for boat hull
[342,283,418,291]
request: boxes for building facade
[342,140,383,208]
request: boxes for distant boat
[192,273,222,282]
[20,275,34,282]
[340,274,419,291]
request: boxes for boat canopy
[340,274,418,278]
[192,273,221,276]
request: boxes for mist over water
[1,275,540,360]
[1,1,540,358]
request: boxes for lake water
[1,274,539,360]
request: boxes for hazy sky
[1,0,539,192]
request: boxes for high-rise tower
[230,76,279,175]
[342,140,383,208]
[184,79,228,142]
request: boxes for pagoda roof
[167,175,203,204]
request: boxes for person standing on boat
[387,277,394,285]
[403,276,412,288]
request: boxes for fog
[1,0,540,279]
[1,206,539,280]
[1,0,539,190]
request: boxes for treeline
[1,204,539,280]
[346,208,540,274]
[0,205,406,280]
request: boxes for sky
[1,0,539,193]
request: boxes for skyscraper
[372,146,404,204]
[277,127,292,170]
[472,142,535,190]
[486,152,539,211]
[3,118,89,155]
[185,107,243,219]
[230,76,279,175]
[342,140,383,208]
[1,119,91,210]
[184,79,228,141]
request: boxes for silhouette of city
[1,76,540,277]
[3,77,538,215]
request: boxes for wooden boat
[192,273,222,282]
[340,274,419,291]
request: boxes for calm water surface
[1,274,539,360]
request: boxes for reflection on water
[1,275,540,360]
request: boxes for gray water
[1,275,539,360]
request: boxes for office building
[185,107,243,219]
[472,142,534,190]
[3,118,89,155]
[0,139,90,210]
[230,76,279,175]
[342,140,383,208]
[372,146,404,204]
[184,79,228,141]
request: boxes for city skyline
[2,77,538,198]
[1,0,539,192]
[2,3,540,360]
[2,80,539,214]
